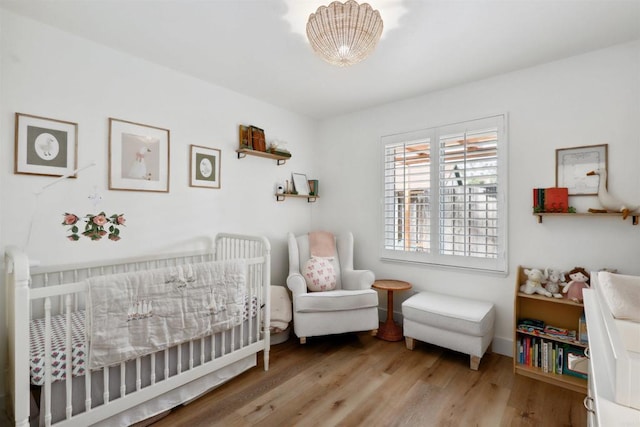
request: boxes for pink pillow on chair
[302,257,336,292]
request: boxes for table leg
[376,289,403,341]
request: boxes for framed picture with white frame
[109,118,170,192]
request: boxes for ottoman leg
[470,355,481,371]
[405,337,415,350]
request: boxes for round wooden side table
[372,279,412,341]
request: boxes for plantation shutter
[381,114,507,273]
[383,131,431,255]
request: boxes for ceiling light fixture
[306,0,384,67]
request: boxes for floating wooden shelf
[275,193,318,203]
[534,212,638,225]
[236,148,290,165]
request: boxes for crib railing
[5,233,271,427]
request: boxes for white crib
[4,233,271,427]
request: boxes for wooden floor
[151,333,587,427]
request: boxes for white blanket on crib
[86,260,246,369]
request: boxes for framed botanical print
[15,113,78,177]
[109,118,170,192]
[190,145,221,189]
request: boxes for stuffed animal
[544,267,565,299]
[562,267,590,303]
[520,268,552,297]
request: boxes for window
[381,115,507,273]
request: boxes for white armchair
[286,231,379,343]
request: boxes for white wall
[0,10,318,406]
[2,5,639,412]
[315,40,640,356]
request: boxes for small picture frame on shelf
[14,112,78,177]
[190,144,221,189]
[292,173,310,196]
[556,144,607,196]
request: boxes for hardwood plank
[150,333,587,427]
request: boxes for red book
[544,187,569,213]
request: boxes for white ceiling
[2,0,639,119]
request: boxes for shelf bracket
[633,215,638,225]
[307,196,317,203]
[236,151,246,159]
[276,158,286,166]
[276,194,285,202]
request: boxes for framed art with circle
[190,144,221,189]
[15,112,78,177]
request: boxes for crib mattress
[29,311,87,386]
[29,296,259,386]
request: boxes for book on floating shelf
[533,187,569,213]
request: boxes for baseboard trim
[490,336,511,357]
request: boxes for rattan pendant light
[306,0,384,67]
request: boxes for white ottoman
[402,291,495,370]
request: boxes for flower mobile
[62,212,126,241]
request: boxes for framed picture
[190,144,221,189]
[292,172,310,196]
[14,113,78,177]
[109,118,170,192]
[556,144,608,196]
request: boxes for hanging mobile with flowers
[62,212,126,241]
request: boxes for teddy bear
[562,267,590,303]
[520,268,552,297]
[543,267,565,298]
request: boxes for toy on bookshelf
[562,267,590,303]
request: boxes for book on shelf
[516,335,586,378]
[533,187,569,213]
[518,318,575,343]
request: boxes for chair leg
[470,355,481,370]
[299,337,306,344]
[405,337,415,350]
[370,329,378,336]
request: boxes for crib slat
[189,341,194,370]
[85,363,92,412]
[44,297,52,427]
[103,366,109,403]
[221,331,226,357]
[177,344,182,375]
[211,334,216,361]
[136,358,142,391]
[65,295,73,420]
[151,353,156,385]
[120,362,126,397]
[164,349,169,380]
